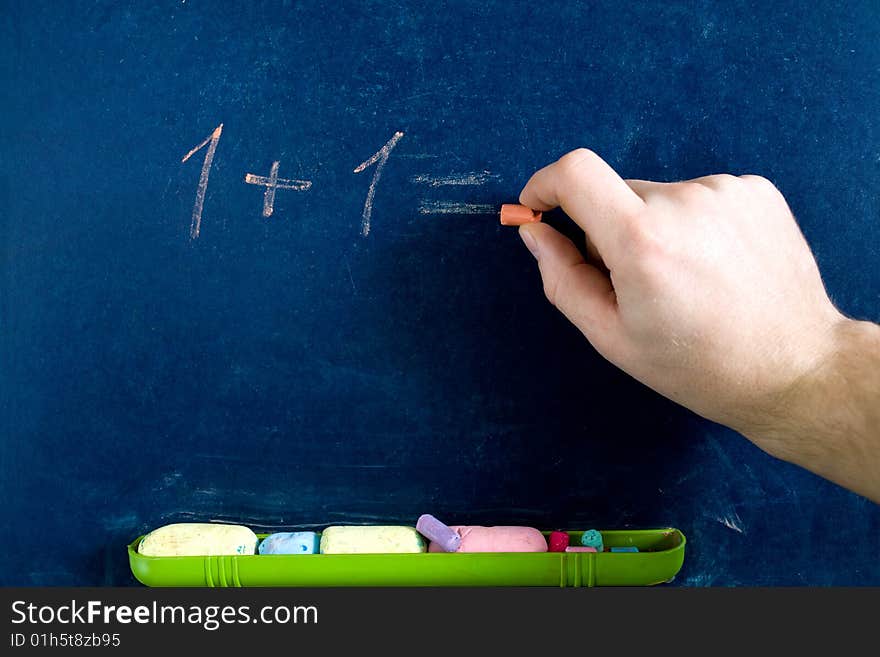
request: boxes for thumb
[519,222,619,349]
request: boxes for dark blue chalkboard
[2,0,879,586]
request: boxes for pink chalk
[548,531,570,552]
[565,546,597,552]
[428,526,548,553]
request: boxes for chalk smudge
[344,258,357,295]
[714,512,745,534]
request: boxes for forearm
[746,318,880,502]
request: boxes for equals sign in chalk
[418,201,497,215]
[413,171,501,216]
[409,171,500,187]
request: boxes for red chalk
[500,204,542,226]
[548,531,570,552]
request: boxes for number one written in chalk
[181,124,223,239]
[353,131,404,237]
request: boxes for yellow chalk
[319,525,425,554]
[138,523,258,557]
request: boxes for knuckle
[542,269,564,307]
[542,273,560,307]
[705,173,740,189]
[542,263,577,308]
[558,147,597,165]
[740,174,779,193]
[633,227,665,260]
[556,148,600,183]
[672,181,714,204]
[620,221,668,278]
[622,218,661,255]
[616,203,648,228]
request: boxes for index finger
[519,149,645,255]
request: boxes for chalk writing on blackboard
[410,171,498,186]
[181,123,223,239]
[418,201,497,215]
[178,125,507,238]
[244,161,312,218]
[353,131,404,237]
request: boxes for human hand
[517,149,845,454]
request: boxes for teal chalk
[581,529,604,552]
[610,546,639,553]
[259,532,319,555]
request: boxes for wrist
[742,317,880,493]
[737,315,849,454]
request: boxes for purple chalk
[416,514,461,552]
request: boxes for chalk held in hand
[138,523,258,557]
[416,514,461,552]
[500,204,542,226]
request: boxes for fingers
[519,222,619,353]
[519,149,645,257]
[623,178,666,200]
[583,232,603,268]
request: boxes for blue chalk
[610,546,639,553]
[581,529,604,552]
[258,532,319,555]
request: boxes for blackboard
[2,0,879,586]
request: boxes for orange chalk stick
[500,204,542,226]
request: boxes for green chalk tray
[129,527,685,587]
